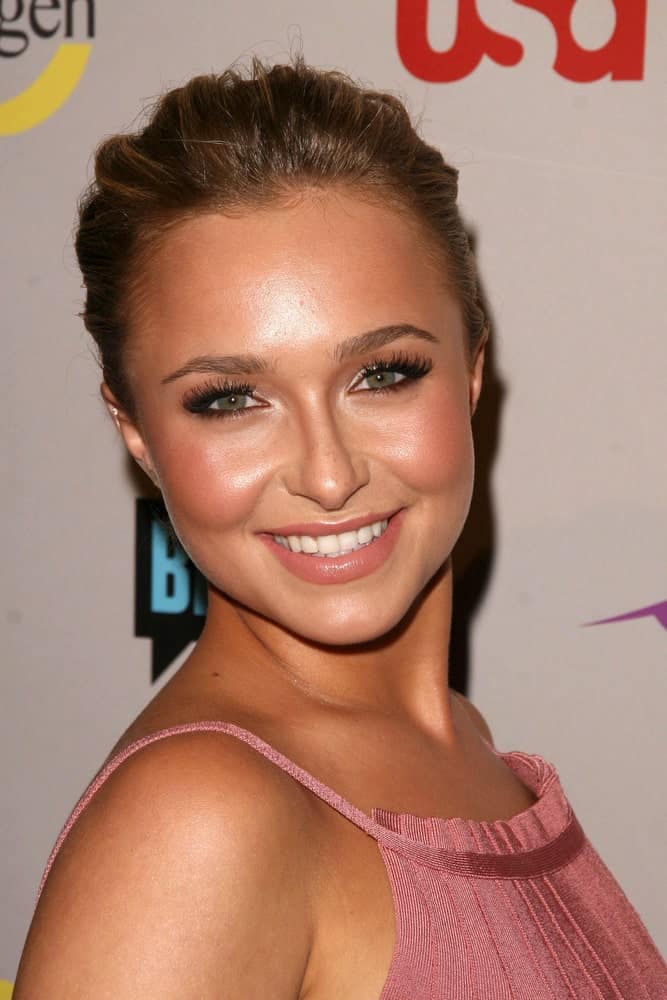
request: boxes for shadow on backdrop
[450,237,505,697]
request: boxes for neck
[185,559,457,742]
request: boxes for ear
[469,336,486,417]
[100,383,160,488]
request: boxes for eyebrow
[161,324,439,384]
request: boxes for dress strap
[37,720,383,903]
[38,720,585,900]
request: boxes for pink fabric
[38,721,667,998]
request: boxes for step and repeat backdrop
[2,0,665,983]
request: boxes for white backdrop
[2,1,665,985]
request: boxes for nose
[281,403,370,511]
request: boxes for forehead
[129,189,460,361]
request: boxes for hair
[76,56,488,420]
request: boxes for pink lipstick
[258,508,405,585]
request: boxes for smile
[272,518,389,557]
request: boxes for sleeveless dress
[37,721,667,999]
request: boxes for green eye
[360,370,403,389]
[372,371,397,386]
[184,379,259,418]
[353,353,433,393]
[209,393,251,411]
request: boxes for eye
[207,392,258,413]
[183,380,262,418]
[351,352,433,393]
[356,369,407,390]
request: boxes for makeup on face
[178,349,434,421]
[123,192,479,644]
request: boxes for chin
[268,585,427,648]
[292,616,398,648]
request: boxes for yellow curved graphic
[0,980,13,999]
[0,42,91,137]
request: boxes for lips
[258,508,406,585]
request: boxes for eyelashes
[182,351,434,420]
[183,379,256,417]
[357,351,432,387]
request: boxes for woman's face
[114,189,484,645]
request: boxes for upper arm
[14,734,314,999]
[452,690,495,747]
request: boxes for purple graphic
[585,601,667,631]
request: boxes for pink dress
[38,721,667,998]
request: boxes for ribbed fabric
[38,721,667,998]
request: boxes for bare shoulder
[15,730,315,999]
[451,689,495,747]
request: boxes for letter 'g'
[0,0,28,57]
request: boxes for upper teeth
[273,518,389,556]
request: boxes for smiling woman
[13,56,667,999]
[109,195,481,646]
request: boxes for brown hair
[76,56,488,419]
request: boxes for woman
[14,58,666,998]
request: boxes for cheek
[149,425,272,536]
[374,388,474,498]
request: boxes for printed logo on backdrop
[397,0,646,82]
[585,600,667,632]
[135,499,207,682]
[0,0,95,136]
